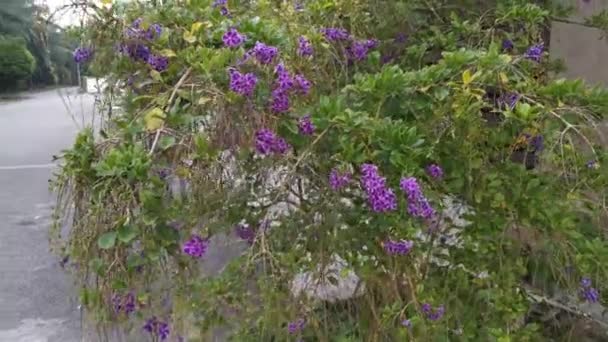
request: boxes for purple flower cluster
[426,164,443,180]
[73,47,93,64]
[498,92,520,110]
[294,74,311,95]
[255,128,290,155]
[525,43,544,62]
[124,19,163,41]
[298,115,315,135]
[320,27,351,41]
[329,168,351,190]
[422,303,445,321]
[287,318,306,334]
[587,160,599,169]
[143,317,170,341]
[148,54,169,72]
[383,239,414,256]
[270,63,310,113]
[529,134,544,152]
[401,318,412,328]
[112,292,136,315]
[117,41,170,72]
[297,36,313,57]
[400,177,435,219]
[247,42,279,65]
[346,39,377,61]
[235,223,255,244]
[212,0,230,16]
[360,164,397,213]
[182,234,209,258]
[223,28,246,48]
[228,69,258,96]
[580,277,600,303]
[502,39,514,51]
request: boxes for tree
[0,36,36,90]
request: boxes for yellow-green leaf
[150,70,163,82]
[191,22,203,33]
[161,49,176,58]
[101,0,112,4]
[499,72,509,84]
[462,69,472,85]
[183,31,196,44]
[144,108,166,131]
[197,97,212,105]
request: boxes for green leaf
[98,231,117,249]
[159,136,176,150]
[144,107,166,131]
[118,225,138,244]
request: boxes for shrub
[53,1,608,341]
[0,36,36,89]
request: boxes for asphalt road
[0,88,95,342]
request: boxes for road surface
[0,88,95,342]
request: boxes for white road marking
[0,164,58,171]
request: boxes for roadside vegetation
[53,0,608,340]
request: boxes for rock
[290,254,365,303]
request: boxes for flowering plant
[53,0,608,340]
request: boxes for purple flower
[255,128,276,155]
[401,319,412,328]
[219,6,230,16]
[297,36,313,57]
[158,168,172,179]
[147,54,169,72]
[249,42,279,65]
[272,137,291,154]
[530,135,544,152]
[383,239,414,256]
[144,317,170,341]
[298,115,315,135]
[395,33,408,44]
[320,27,351,41]
[360,164,398,213]
[124,292,136,314]
[275,63,294,91]
[498,92,520,110]
[347,41,370,61]
[123,44,151,62]
[422,303,445,321]
[182,234,209,258]
[329,169,351,190]
[235,223,255,244]
[131,18,143,29]
[525,43,544,62]
[213,0,227,6]
[270,89,290,113]
[223,28,245,48]
[502,39,514,51]
[145,23,163,40]
[112,293,122,313]
[400,177,435,219]
[294,74,311,95]
[287,318,306,334]
[228,69,258,96]
[587,160,599,169]
[426,164,443,179]
[580,277,600,303]
[73,47,93,64]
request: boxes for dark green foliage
[0,36,36,89]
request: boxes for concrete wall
[550,0,608,86]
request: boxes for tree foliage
[0,36,36,88]
[0,0,78,88]
[53,0,608,341]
